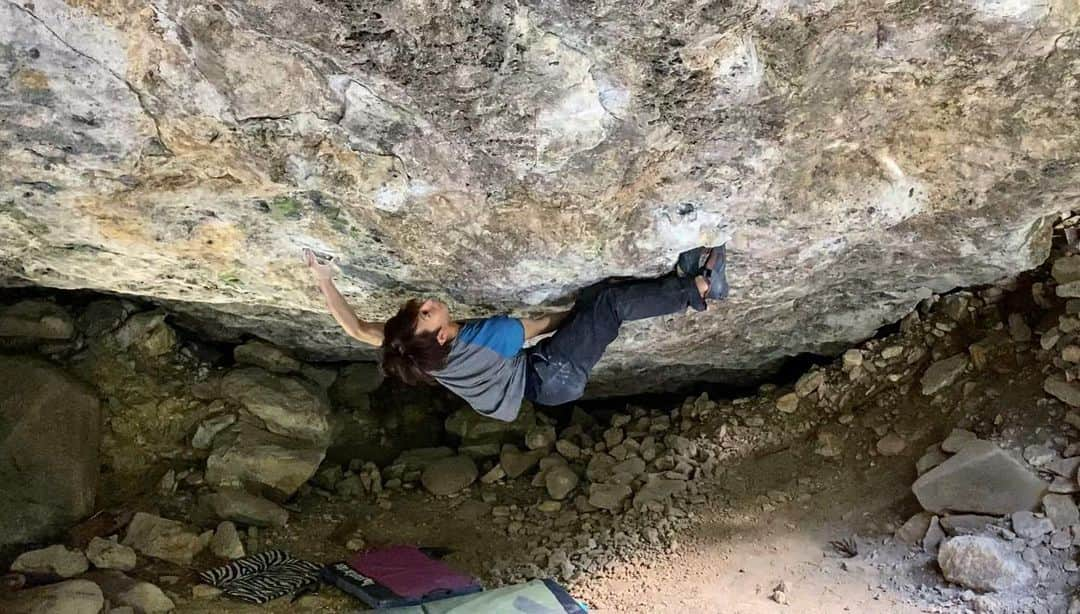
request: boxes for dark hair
[381,299,451,386]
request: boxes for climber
[304,246,729,421]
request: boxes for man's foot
[676,246,710,278]
[702,244,729,300]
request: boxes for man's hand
[304,248,334,281]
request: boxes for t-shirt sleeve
[457,316,525,358]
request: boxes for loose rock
[421,456,478,496]
[1042,494,1079,529]
[588,483,632,511]
[876,432,906,456]
[86,537,137,571]
[198,489,289,528]
[122,512,205,566]
[938,536,1033,592]
[1,579,103,614]
[921,354,968,396]
[912,440,1047,515]
[11,545,89,578]
[545,465,579,501]
[210,521,245,559]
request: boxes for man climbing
[304,246,729,421]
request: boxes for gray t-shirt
[430,316,527,422]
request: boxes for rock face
[2,0,1077,394]
[0,357,101,552]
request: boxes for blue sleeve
[457,316,525,358]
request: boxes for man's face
[414,298,451,344]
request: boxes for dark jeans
[523,274,705,406]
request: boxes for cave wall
[2,0,1079,394]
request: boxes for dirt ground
[157,334,1073,614]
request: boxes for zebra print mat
[199,549,323,604]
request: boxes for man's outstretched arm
[305,249,384,346]
[520,311,572,341]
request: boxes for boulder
[445,404,537,456]
[1042,494,1079,529]
[920,354,968,396]
[499,445,545,478]
[85,570,175,613]
[0,357,100,551]
[0,300,74,339]
[121,512,206,565]
[205,422,326,499]
[330,363,384,407]
[10,545,89,578]
[219,368,330,444]
[86,537,137,571]
[77,300,129,337]
[895,512,933,545]
[937,536,1033,592]
[114,311,176,357]
[939,514,1000,536]
[191,413,237,450]
[197,489,289,528]
[1010,511,1053,539]
[912,440,1047,515]
[1044,376,1080,407]
[210,521,245,559]
[0,579,104,614]
[233,340,303,373]
[525,425,557,450]
[545,465,579,500]
[875,433,906,456]
[588,484,632,511]
[420,456,478,496]
[633,476,687,508]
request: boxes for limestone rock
[1042,494,1079,529]
[921,354,968,396]
[11,545,89,578]
[210,521,245,559]
[499,445,545,479]
[86,570,174,614]
[939,515,1000,536]
[922,515,945,554]
[775,393,799,414]
[1010,511,1053,540]
[77,300,129,337]
[0,300,74,339]
[586,453,618,482]
[233,341,302,374]
[0,0,1075,395]
[445,405,536,456]
[842,350,864,372]
[0,579,104,614]
[122,512,205,565]
[916,446,949,475]
[588,484,632,511]
[421,456,478,496]
[329,362,384,408]
[219,368,330,444]
[198,489,289,528]
[1007,313,1031,342]
[938,537,1032,593]
[633,476,687,508]
[545,466,580,501]
[794,371,823,397]
[875,433,906,456]
[940,429,977,453]
[895,512,933,545]
[114,312,176,357]
[0,357,100,550]
[912,440,1047,515]
[525,425,557,450]
[205,422,326,499]
[191,413,237,450]
[86,537,137,571]
[1044,376,1080,407]
[1053,256,1080,284]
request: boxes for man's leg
[526,274,704,405]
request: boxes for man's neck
[444,321,461,342]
